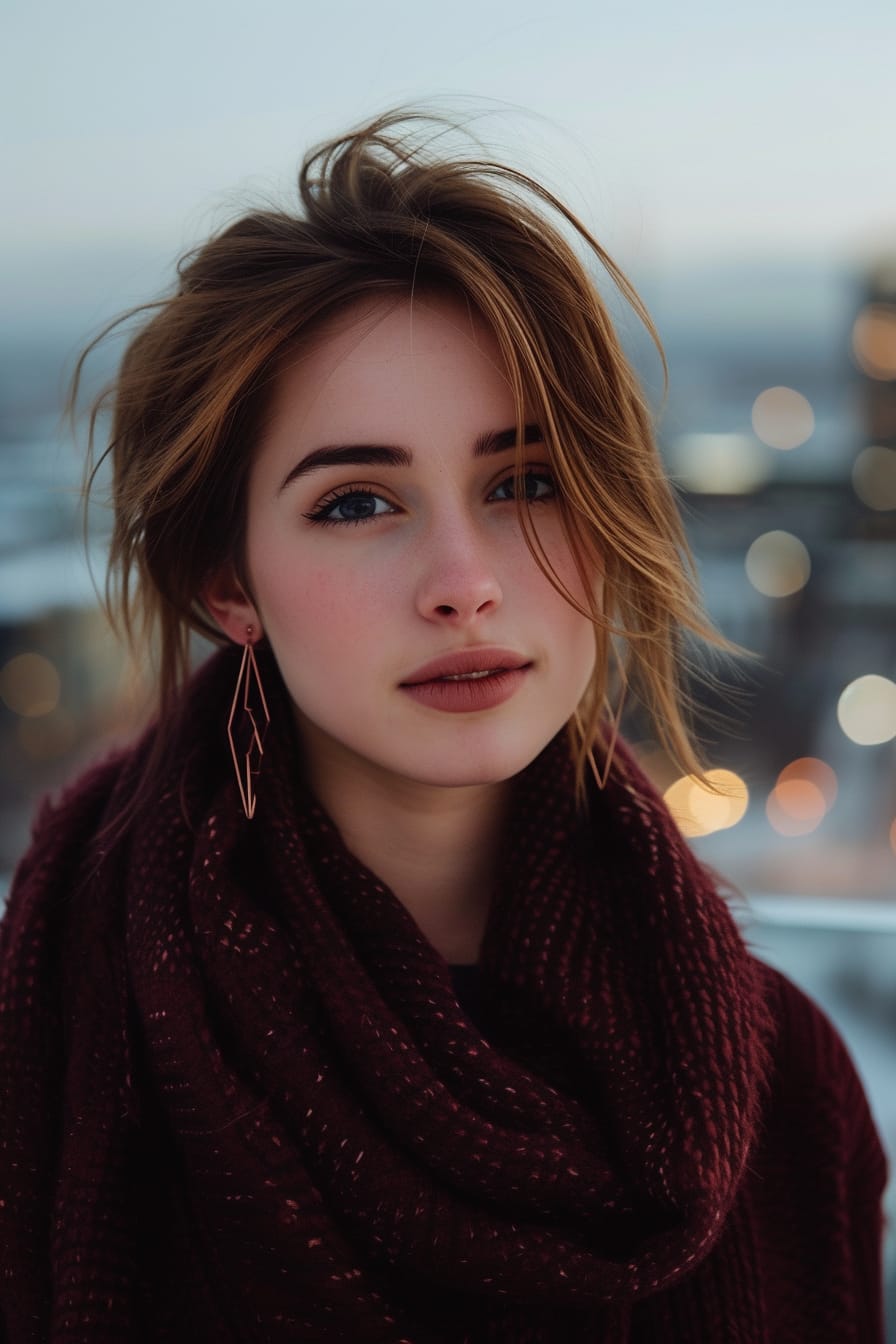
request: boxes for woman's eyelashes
[488,469,555,503]
[303,468,556,527]
[303,486,397,526]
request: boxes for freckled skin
[208,292,597,806]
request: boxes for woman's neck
[298,733,510,965]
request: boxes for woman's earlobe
[202,568,263,646]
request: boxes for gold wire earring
[576,697,624,792]
[597,686,626,789]
[227,626,270,819]
[577,639,628,791]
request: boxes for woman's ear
[202,565,264,645]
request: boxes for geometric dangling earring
[227,625,271,819]
[596,641,629,790]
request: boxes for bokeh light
[836,674,896,745]
[751,386,815,450]
[668,432,770,494]
[767,779,827,837]
[777,757,838,809]
[664,768,749,838]
[745,530,811,598]
[766,758,838,837]
[0,653,61,718]
[851,303,896,380]
[852,445,896,511]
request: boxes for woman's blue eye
[306,471,555,526]
[305,489,395,525]
[491,470,555,502]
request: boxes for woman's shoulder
[35,745,133,829]
[750,955,888,1188]
[1,746,135,943]
[754,955,867,1088]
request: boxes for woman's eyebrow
[475,423,543,455]
[277,423,543,493]
[278,444,409,493]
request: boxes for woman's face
[211,292,598,798]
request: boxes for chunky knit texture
[0,647,888,1342]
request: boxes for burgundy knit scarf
[0,647,778,1342]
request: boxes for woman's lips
[399,648,531,713]
[401,647,530,684]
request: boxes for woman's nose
[414,518,503,625]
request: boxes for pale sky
[3,0,894,326]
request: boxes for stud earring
[227,626,270,819]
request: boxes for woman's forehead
[266,294,517,427]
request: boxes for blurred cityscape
[623,256,896,898]
[1,253,894,1329]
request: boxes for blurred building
[622,257,896,903]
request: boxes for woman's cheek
[526,530,595,607]
[262,557,389,634]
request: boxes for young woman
[0,111,888,1342]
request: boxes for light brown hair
[76,109,727,794]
